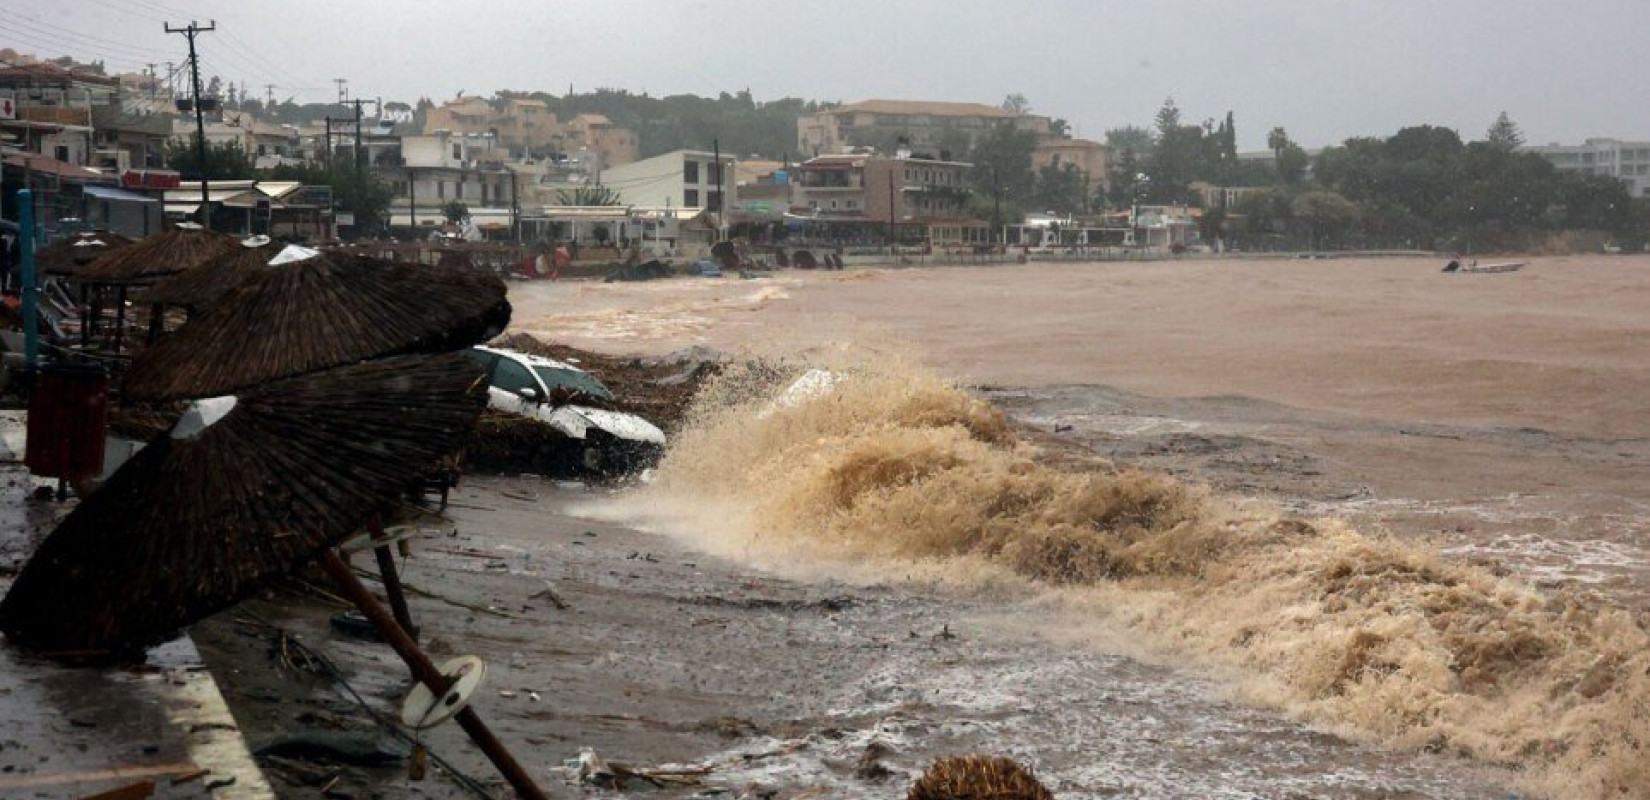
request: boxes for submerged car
[464,346,666,474]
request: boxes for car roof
[472,345,588,374]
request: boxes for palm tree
[1268,127,1291,161]
[556,183,622,206]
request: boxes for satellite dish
[400,655,488,730]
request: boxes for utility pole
[407,167,416,231]
[712,137,723,243]
[350,98,366,179]
[323,117,333,164]
[991,166,1001,246]
[509,169,520,244]
[145,63,157,98]
[888,171,896,252]
[264,83,275,107]
[165,19,217,229]
[333,78,349,104]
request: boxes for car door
[489,355,546,419]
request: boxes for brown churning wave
[638,353,1650,800]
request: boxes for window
[463,349,500,374]
[684,160,699,183]
[458,180,466,198]
[492,358,538,394]
[684,189,699,206]
[707,191,724,211]
[437,180,445,199]
[452,144,462,160]
[709,162,724,185]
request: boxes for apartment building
[798,99,1051,156]
[1523,138,1650,198]
[600,149,736,212]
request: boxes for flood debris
[906,755,1055,800]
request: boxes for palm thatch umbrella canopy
[122,248,511,401]
[38,231,134,277]
[0,353,487,655]
[70,225,240,286]
[140,235,282,310]
[908,756,1056,800]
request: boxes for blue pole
[18,189,37,369]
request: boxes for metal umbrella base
[319,550,548,800]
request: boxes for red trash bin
[25,363,109,485]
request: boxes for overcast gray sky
[10,0,1649,149]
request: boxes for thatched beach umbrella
[0,353,486,655]
[38,231,134,277]
[59,225,239,353]
[122,247,510,401]
[70,224,239,286]
[139,235,282,311]
[908,756,1056,800]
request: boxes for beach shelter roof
[122,248,510,401]
[0,353,487,655]
[37,231,134,277]
[139,236,281,310]
[69,225,240,285]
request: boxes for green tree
[1147,98,1200,203]
[442,199,470,224]
[1002,93,1032,115]
[263,156,394,237]
[1104,126,1155,160]
[1291,190,1361,247]
[967,121,1038,212]
[165,135,255,180]
[556,183,623,206]
[1031,162,1086,215]
[1267,127,1291,159]
[1485,111,1524,151]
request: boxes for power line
[0,22,156,71]
[0,13,176,60]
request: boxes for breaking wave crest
[622,351,1650,799]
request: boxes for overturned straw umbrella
[140,234,283,312]
[0,353,486,655]
[122,247,510,401]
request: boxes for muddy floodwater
[511,256,1650,601]
[497,256,1650,798]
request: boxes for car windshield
[533,366,614,401]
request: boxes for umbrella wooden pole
[318,550,548,800]
[112,286,127,355]
[367,520,418,642]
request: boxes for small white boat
[1443,260,1525,274]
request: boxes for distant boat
[1442,260,1525,274]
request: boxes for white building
[1523,138,1650,198]
[383,131,515,230]
[598,149,737,215]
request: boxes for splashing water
[598,348,1650,800]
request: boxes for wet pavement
[193,476,1514,799]
[0,464,272,800]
